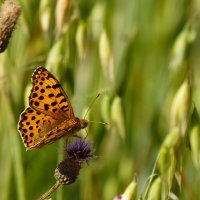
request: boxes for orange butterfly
[18,67,88,150]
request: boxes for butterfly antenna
[88,120,109,126]
[83,93,100,119]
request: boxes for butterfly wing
[29,67,74,121]
[18,107,62,150]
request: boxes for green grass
[0,0,200,199]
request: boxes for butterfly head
[79,118,88,129]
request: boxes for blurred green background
[1,0,200,199]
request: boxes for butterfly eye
[84,121,88,128]
[80,119,88,129]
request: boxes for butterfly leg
[72,133,82,139]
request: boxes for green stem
[143,153,160,200]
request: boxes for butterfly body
[18,67,88,150]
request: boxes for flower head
[54,158,81,185]
[66,138,95,164]
[54,139,95,185]
[0,0,21,53]
[39,139,96,199]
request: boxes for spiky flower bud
[0,0,21,53]
[54,158,81,185]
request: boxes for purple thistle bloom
[66,139,95,165]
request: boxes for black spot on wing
[44,104,49,110]
[23,116,28,120]
[60,99,66,104]
[61,105,69,112]
[51,102,57,106]
[38,96,44,100]
[35,86,39,91]
[28,109,34,113]
[32,93,38,98]
[56,93,63,98]
[52,83,60,89]
[34,102,39,106]
[53,108,57,113]
[48,93,54,98]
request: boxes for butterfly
[18,67,88,150]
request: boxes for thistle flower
[54,139,95,185]
[37,139,95,200]
[0,0,21,53]
[66,138,95,164]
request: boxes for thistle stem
[37,181,61,200]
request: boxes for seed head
[0,0,21,52]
